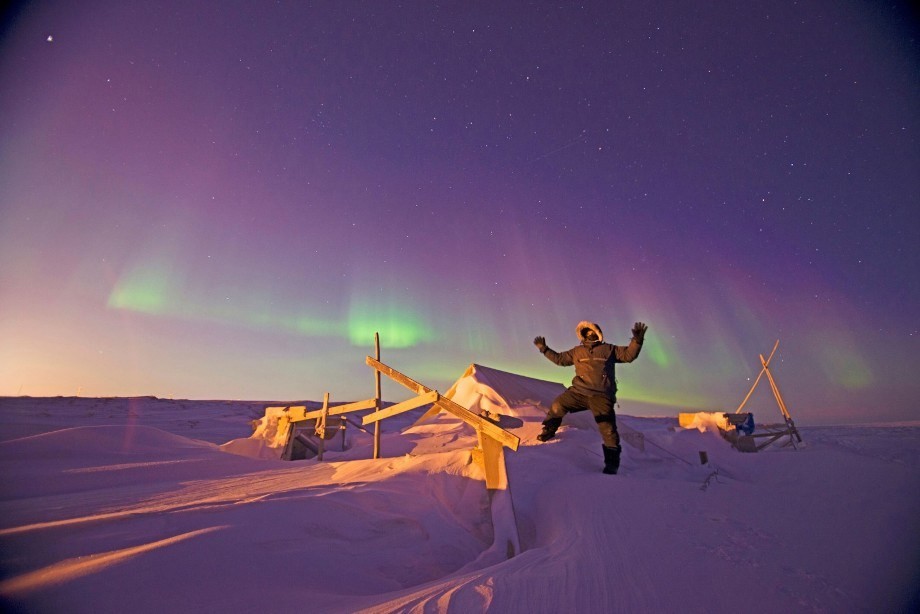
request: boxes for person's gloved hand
[533,336,547,352]
[631,322,648,343]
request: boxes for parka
[540,320,643,396]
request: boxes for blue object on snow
[737,412,755,435]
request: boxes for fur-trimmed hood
[576,321,604,343]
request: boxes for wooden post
[373,332,382,459]
[280,415,295,461]
[316,392,329,461]
[474,428,508,490]
[474,429,520,557]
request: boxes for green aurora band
[108,269,435,349]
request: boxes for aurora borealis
[1,1,917,423]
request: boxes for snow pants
[543,387,619,448]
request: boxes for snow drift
[1,381,918,613]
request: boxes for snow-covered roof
[444,363,566,420]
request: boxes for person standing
[533,320,647,474]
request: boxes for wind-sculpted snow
[0,396,917,613]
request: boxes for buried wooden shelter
[263,334,522,557]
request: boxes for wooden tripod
[736,340,803,450]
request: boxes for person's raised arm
[615,322,647,363]
[535,335,575,366]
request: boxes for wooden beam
[289,398,376,423]
[759,356,787,418]
[735,340,780,414]
[328,398,377,416]
[365,356,520,451]
[362,390,439,425]
[366,356,428,395]
[433,398,519,451]
[758,354,802,444]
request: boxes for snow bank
[445,363,565,420]
[221,406,293,460]
[248,406,293,447]
[1,394,918,613]
[444,363,596,432]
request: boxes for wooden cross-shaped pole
[373,332,382,459]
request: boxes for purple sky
[1,1,918,424]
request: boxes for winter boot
[537,417,562,442]
[602,445,621,474]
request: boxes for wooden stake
[316,392,329,461]
[373,332,382,460]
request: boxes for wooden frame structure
[271,335,523,557]
[362,355,521,557]
[735,340,803,450]
[275,393,375,461]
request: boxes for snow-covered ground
[1,395,917,613]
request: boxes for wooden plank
[756,432,786,451]
[759,356,801,442]
[288,398,376,423]
[366,356,429,395]
[362,390,439,425]
[433,398,520,451]
[735,340,780,414]
[760,354,792,420]
[327,398,377,416]
[366,356,520,451]
[365,356,520,450]
[278,406,306,421]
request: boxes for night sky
[1,1,918,424]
